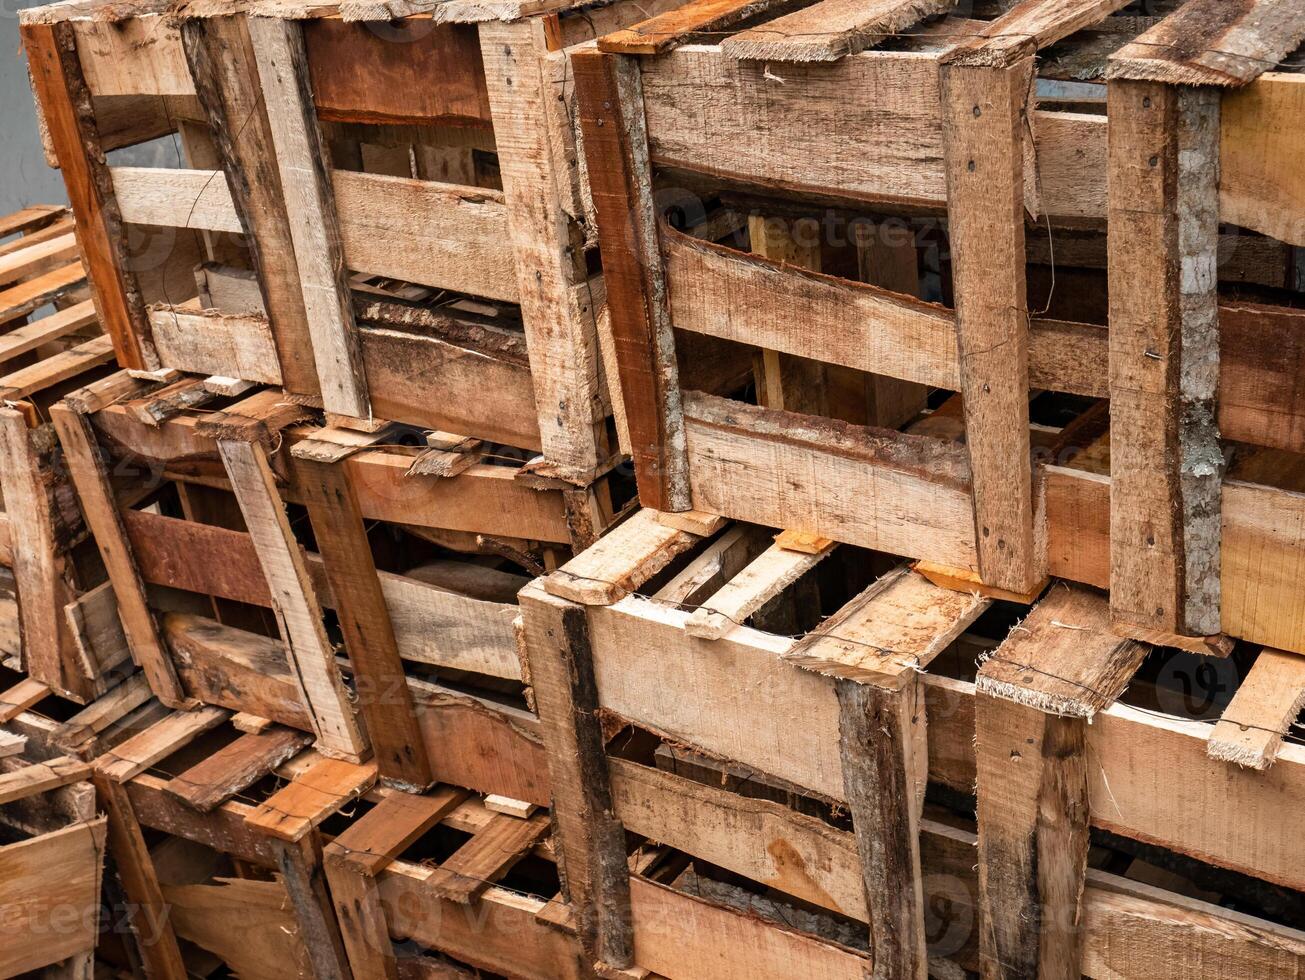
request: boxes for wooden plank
[111,166,244,233]
[1221,74,1305,246]
[0,204,64,239]
[96,706,229,783]
[480,20,605,479]
[0,756,89,806]
[0,262,85,329]
[245,756,378,842]
[73,15,192,97]
[518,583,633,966]
[1107,81,1223,638]
[292,454,433,790]
[0,299,97,366]
[784,565,988,688]
[164,727,312,812]
[1109,0,1305,87]
[546,507,699,605]
[683,391,977,565]
[974,586,1147,980]
[601,0,805,55]
[21,22,154,369]
[663,221,957,389]
[217,438,367,760]
[686,539,834,639]
[49,400,193,706]
[940,56,1039,593]
[1208,648,1305,770]
[628,875,872,979]
[427,811,550,904]
[723,0,953,63]
[0,818,106,976]
[0,408,81,699]
[944,0,1133,67]
[0,230,78,288]
[180,15,320,397]
[249,16,367,418]
[0,677,50,723]
[0,335,113,402]
[572,49,689,510]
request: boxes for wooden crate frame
[576,0,1305,640]
[520,510,1305,978]
[18,0,685,484]
[55,368,594,791]
[0,205,128,703]
[0,719,107,978]
[322,785,588,979]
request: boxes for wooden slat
[427,811,551,904]
[600,0,803,54]
[941,55,1040,594]
[546,507,699,605]
[245,756,378,842]
[572,49,689,511]
[164,727,312,812]
[0,299,97,366]
[180,15,320,397]
[1208,648,1305,771]
[723,0,953,63]
[0,261,85,328]
[0,204,64,239]
[944,0,1133,67]
[96,706,229,783]
[1221,74,1305,247]
[1107,81,1223,638]
[0,231,78,289]
[686,538,834,639]
[21,22,154,369]
[1109,0,1305,87]
[218,438,367,760]
[0,755,88,805]
[50,398,193,705]
[249,16,368,419]
[480,20,606,479]
[292,454,433,790]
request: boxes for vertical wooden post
[837,678,928,980]
[1107,79,1222,639]
[181,14,323,401]
[93,773,188,979]
[572,48,690,513]
[480,20,609,482]
[272,835,355,980]
[519,582,633,971]
[21,22,156,370]
[974,586,1148,980]
[290,451,433,789]
[941,53,1041,594]
[217,438,367,761]
[246,16,369,420]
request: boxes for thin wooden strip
[686,538,834,639]
[95,706,229,783]
[245,756,378,842]
[600,0,805,55]
[0,231,79,288]
[0,299,97,366]
[723,0,953,63]
[0,261,85,328]
[0,755,89,805]
[163,727,312,812]
[1208,648,1305,770]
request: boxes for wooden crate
[0,714,107,977]
[52,367,606,793]
[322,785,587,979]
[18,0,688,484]
[0,205,131,703]
[520,510,1305,978]
[576,0,1305,645]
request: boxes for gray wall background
[1,0,69,215]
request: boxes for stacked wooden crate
[517,0,1305,978]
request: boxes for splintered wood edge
[1110,623,1234,658]
[974,674,1095,719]
[656,509,728,537]
[912,559,1046,604]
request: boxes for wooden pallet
[0,697,107,978]
[0,205,128,702]
[576,0,1305,646]
[17,0,692,483]
[521,510,1305,978]
[51,368,601,791]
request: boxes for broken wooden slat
[686,538,834,640]
[164,727,313,812]
[975,585,1148,979]
[0,677,50,724]
[654,524,768,607]
[945,0,1133,67]
[601,0,803,54]
[427,810,551,904]
[1108,0,1305,87]
[940,54,1041,594]
[245,756,378,842]
[1208,648,1305,771]
[722,0,953,63]
[572,49,689,511]
[247,16,369,419]
[546,508,699,605]
[1107,80,1223,639]
[218,438,367,760]
[0,755,88,805]
[95,706,229,783]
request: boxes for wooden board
[722,0,953,63]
